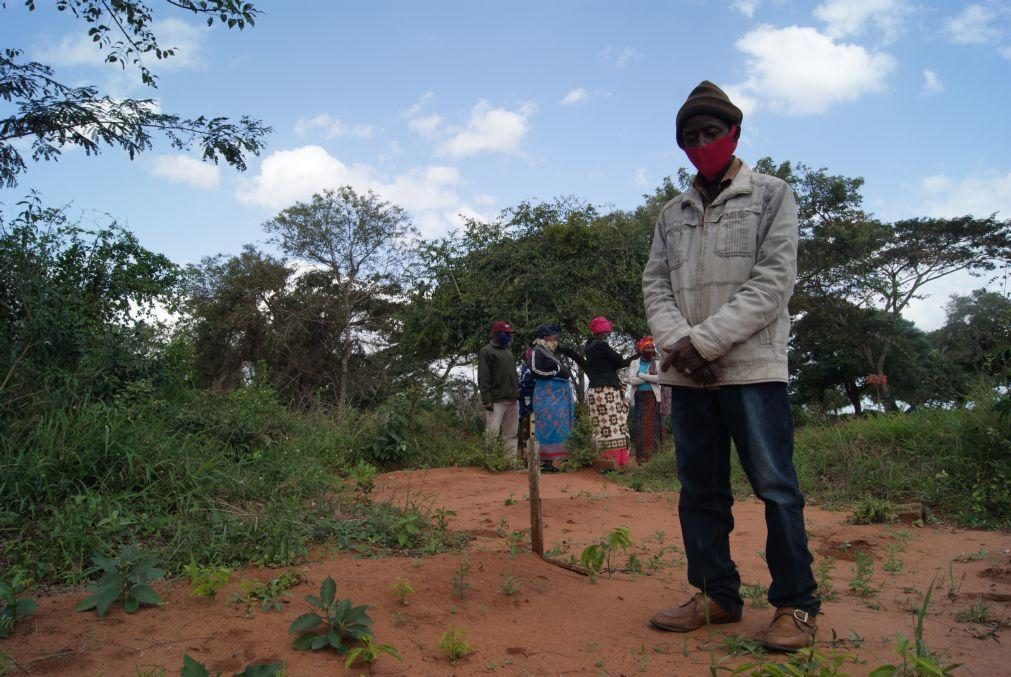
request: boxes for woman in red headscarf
[628,336,666,464]
[583,316,636,471]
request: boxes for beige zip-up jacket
[642,161,798,386]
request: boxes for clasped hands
[660,336,723,386]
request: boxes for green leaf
[289,613,322,634]
[304,595,323,608]
[92,554,117,573]
[15,598,38,617]
[320,577,336,607]
[868,667,898,677]
[378,643,402,661]
[344,648,363,669]
[95,586,119,618]
[131,584,162,606]
[310,633,330,651]
[123,595,140,614]
[75,594,99,612]
[181,654,211,677]
[327,630,342,649]
[292,632,319,651]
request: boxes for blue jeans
[669,382,820,615]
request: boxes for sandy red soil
[4,467,1010,675]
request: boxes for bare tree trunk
[337,287,353,408]
[843,379,863,416]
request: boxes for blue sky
[2,0,1010,329]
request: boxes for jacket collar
[681,160,753,216]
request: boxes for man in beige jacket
[642,81,819,651]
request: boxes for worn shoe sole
[761,636,814,652]
[649,613,742,633]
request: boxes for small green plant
[849,496,896,524]
[632,642,650,672]
[0,581,37,638]
[848,552,876,599]
[180,655,283,677]
[231,571,302,614]
[499,574,522,596]
[955,596,993,624]
[75,545,164,617]
[349,461,378,497]
[504,495,517,506]
[451,558,473,598]
[883,544,904,574]
[344,634,402,674]
[392,577,414,606]
[579,526,634,581]
[954,547,987,562]
[439,626,472,665]
[720,633,767,658]
[741,583,770,608]
[392,512,423,548]
[507,530,528,557]
[391,610,405,626]
[495,517,509,538]
[627,553,643,575]
[289,576,374,652]
[184,563,232,600]
[432,507,457,533]
[580,544,605,582]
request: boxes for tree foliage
[0,1,269,187]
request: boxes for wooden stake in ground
[527,436,544,557]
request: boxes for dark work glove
[661,337,707,376]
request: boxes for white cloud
[731,25,896,115]
[813,0,909,42]
[732,1,760,18]
[294,114,376,139]
[916,172,1011,219]
[437,100,536,158]
[234,145,484,237]
[999,45,1011,58]
[600,46,644,68]
[921,69,944,94]
[403,92,435,119]
[149,154,219,189]
[408,114,443,138]
[944,4,1002,45]
[633,168,649,187]
[473,193,496,207]
[561,88,588,105]
[34,18,208,70]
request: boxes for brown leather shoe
[762,607,817,651]
[649,593,742,632]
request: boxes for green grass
[612,386,1010,528]
[0,383,470,585]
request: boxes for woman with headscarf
[584,316,636,471]
[529,324,574,473]
[628,336,665,464]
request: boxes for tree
[0,198,179,416]
[1,0,269,188]
[931,288,1011,381]
[264,187,415,407]
[183,245,290,392]
[755,158,1011,410]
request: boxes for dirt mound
[4,467,1010,675]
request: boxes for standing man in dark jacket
[478,321,520,455]
[642,81,820,651]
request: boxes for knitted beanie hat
[675,80,743,148]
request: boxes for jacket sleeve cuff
[689,327,727,362]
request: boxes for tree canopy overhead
[0,0,269,188]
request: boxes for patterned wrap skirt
[632,389,664,463]
[533,377,574,462]
[588,386,630,466]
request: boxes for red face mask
[684,125,738,181]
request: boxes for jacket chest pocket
[714,208,761,257]
[664,225,692,270]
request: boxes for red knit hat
[491,320,514,333]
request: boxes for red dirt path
[5,467,1011,675]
